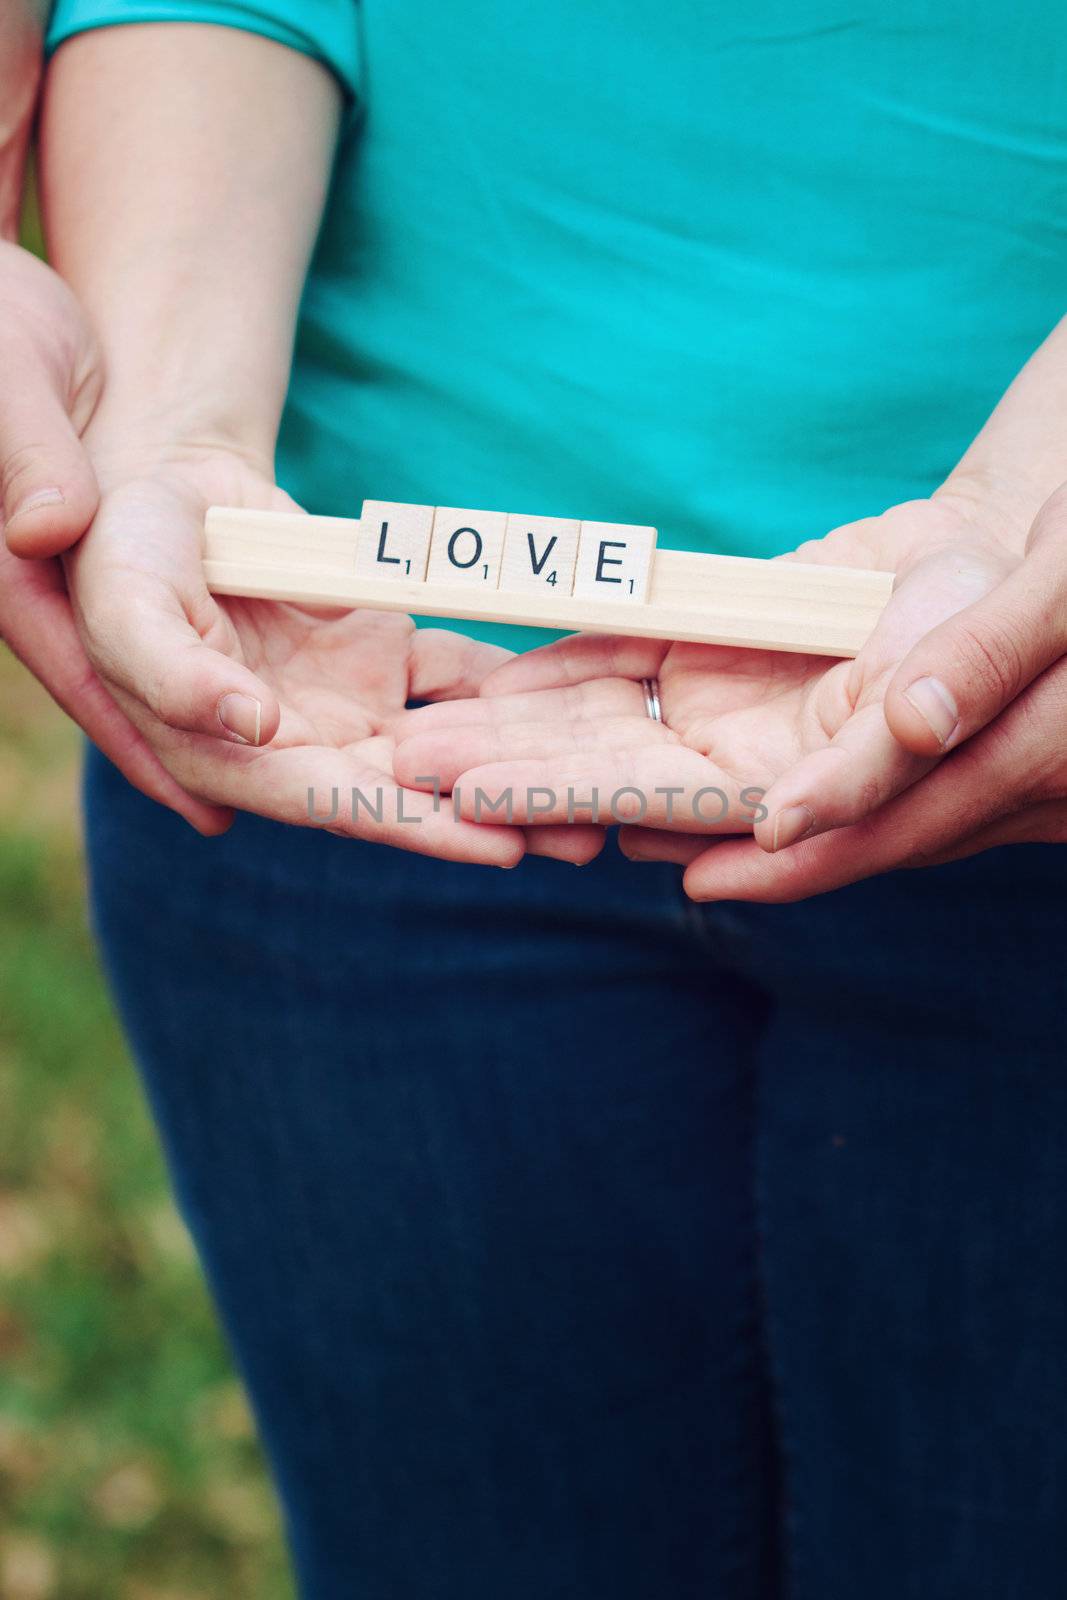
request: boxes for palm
[657,641,820,783]
[221,597,414,747]
[394,497,1016,834]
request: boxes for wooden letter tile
[426,507,508,588]
[573,520,658,604]
[500,513,580,596]
[355,501,434,582]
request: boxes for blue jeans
[83,742,1067,1599]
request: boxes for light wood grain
[426,507,508,589]
[354,500,434,582]
[501,513,581,595]
[573,520,658,604]
[203,506,894,657]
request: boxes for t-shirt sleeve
[45,0,361,103]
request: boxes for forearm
[38,22,340,465]
[937,316,1067,548]
[0,2,47,240]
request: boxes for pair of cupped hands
[4,243,1067,900]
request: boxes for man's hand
[0,241,230,833]
[626,656,1067,900]
[642,484,1067,900]
[392,494,1016,845]
[0,239,98,548]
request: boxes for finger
[914,799,1067,862]
[480,634,669,696]
[397,677,646,743]
[682,830,884,904]
[618,828,707,865]
[1,556,231,834]
[149,734,527,867]
[446,747,751,829]
[93,728,235,834]
[753,701,936,853]
[683,801,1020,902]
[655,659,1067,894]
[79,581,282,748]
[407,628,513,700]
[0,346,100,558]
[524,824,607,864]
[681,736,1004,903]
[77,677,236,836]
[885,488,1067,758]
[753,539,1013,849]
[395,712,672,793]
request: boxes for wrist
[81,310,288,470]
[84,403,277,491]
[84,374,280,483]
[931,467,1040,556]
[934,319,1067,552]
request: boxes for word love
[202,503,894,657]
[355,501,657,604]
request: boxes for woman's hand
[0,242,229,833]
[393,493,1016,845]
[63,432,517,862]
[28,25,599,865]
[66,428,605,865]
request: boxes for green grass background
[0,194,293,1600]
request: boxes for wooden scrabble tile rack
[203,501,894,657]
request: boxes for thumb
[85,592,283,749]
[885,495,1067,756]
[1,349,99,558]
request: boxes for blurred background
[0,189,292,1600]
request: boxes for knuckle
[951,615,1027,708]
[856,771,887,814]
[765,846,819,903]
[80,597,128,675]
[146,670,172,726]
[1029,481,1067,546]
[151,654,194,728]
[1,440,52,505]
[152,640,215,730]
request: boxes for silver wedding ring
[641,677,663,723]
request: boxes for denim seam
[685,877,779,1599]
[720,1086,778,1599]
[754,1063,803,1600]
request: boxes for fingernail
[902,676,958,748]
[771,803,815,852]
[218,693,262,745]
[8,486,65,521]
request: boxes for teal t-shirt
[48,1,1067,649]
